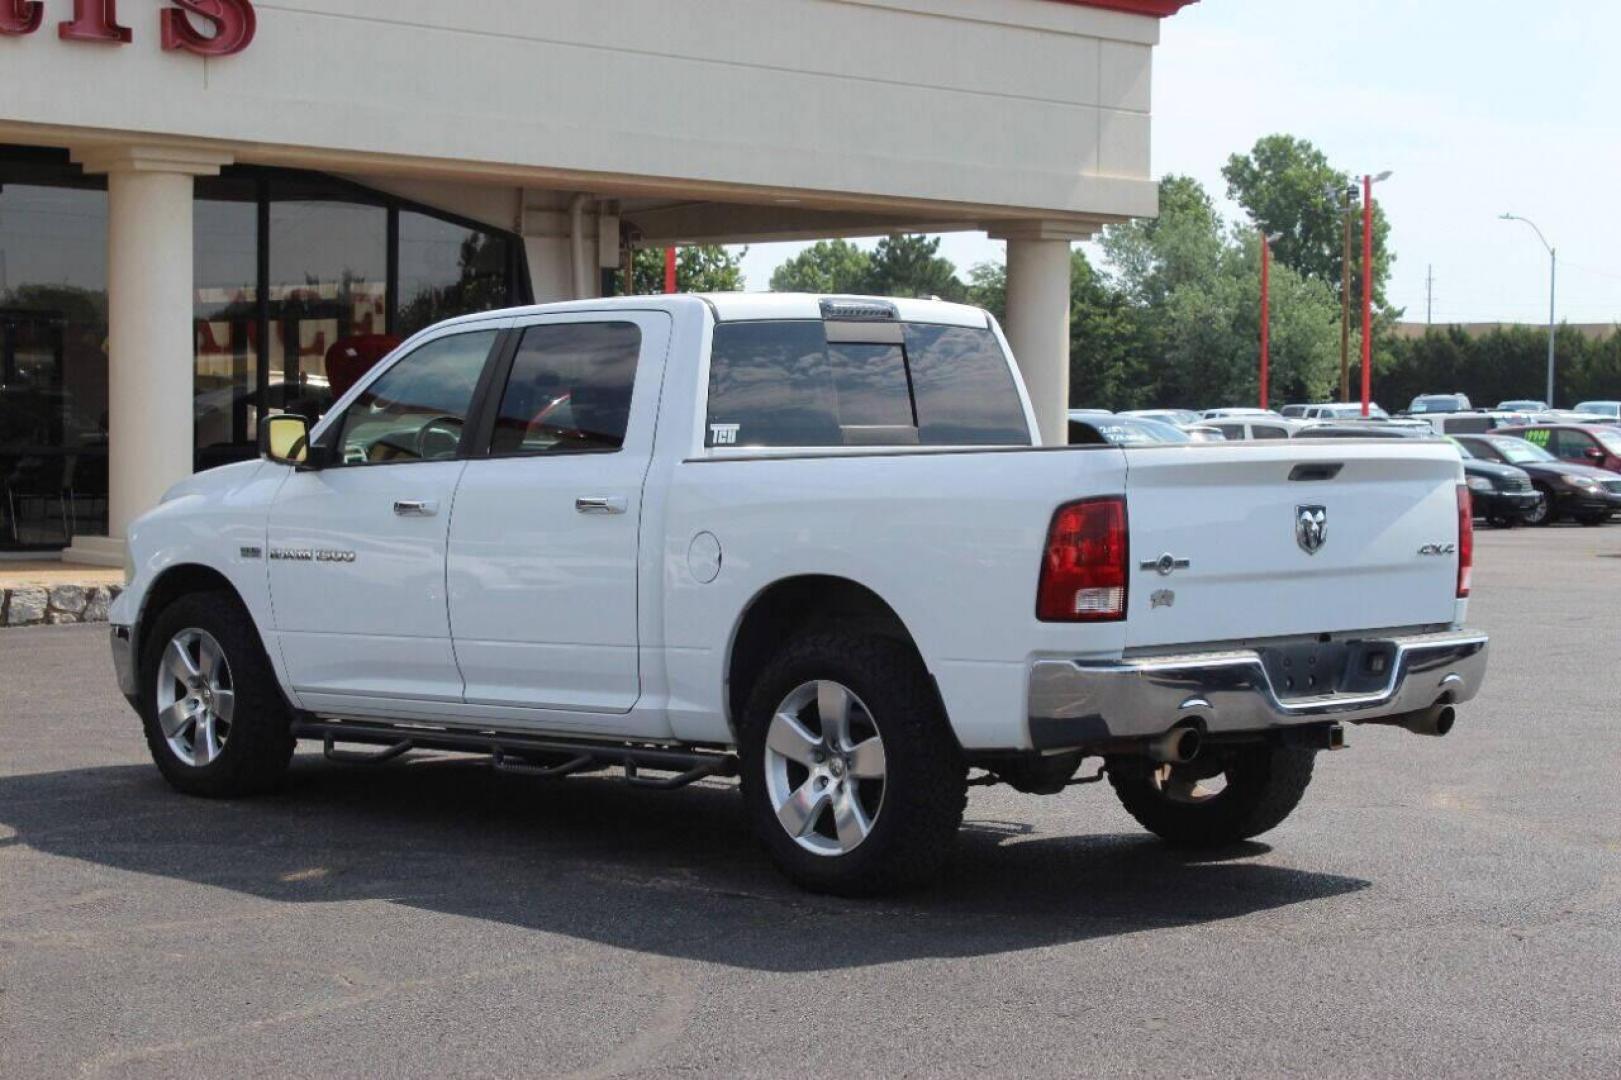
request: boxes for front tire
[139,590,294,798]
[1107,745,1316,849]
[1525,486,1555,526]
[738,633,966,896]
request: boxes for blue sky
[738,0,1619,325]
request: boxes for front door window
[334,330,497,465]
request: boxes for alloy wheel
[763,680,887,856]
[154,628,235,767]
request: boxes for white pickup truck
[110,294,1488,895]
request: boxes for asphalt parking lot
[2,525,1619,1079]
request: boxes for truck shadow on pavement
[0,753,1369,972]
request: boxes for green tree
[628,245,746,294]
[865,234,967,300]
[1098,174,1343,408]
[769,239,873,293]
[1221,134,1395,313]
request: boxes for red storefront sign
[0,0,255,56]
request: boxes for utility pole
[1340,186,1354,403]
[1361,172,1393,417]
[1259,229,1271,411]
[1426,265,1434,325]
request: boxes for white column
[992,222,1096,447]
[66,146,231,565]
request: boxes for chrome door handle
[393,500,438,517]
[575,495,628,515]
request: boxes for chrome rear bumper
[1028,629,1488,750]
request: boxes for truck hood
[159,459,268,505]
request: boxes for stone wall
[0,584,122,628]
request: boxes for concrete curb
[0,584,123,628]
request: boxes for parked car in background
[1407,394,1473,415]
[1454,433,1621,526]
[1181,423,1228,442]
[1497,423,1621,473]
[1200,407,1283,420]
[1448,439,1543,528]
[1496,399,1548,413]
[1207,416,1301,441]
[1573,401,1621,423]
[1409,412,1506,437]
[1067,413,1190,446]
[1119,408,1201,427]
[1295,402,1390,421]
[1294,423,1426,440]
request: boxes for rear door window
[1548,428,1593,462]
[704,320,1030,448]
[1252,424,1289,440]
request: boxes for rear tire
[139,590,294,798]
[1107,745,1316,848]
[738,633,966,896]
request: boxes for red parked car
[1497,423,1621,474]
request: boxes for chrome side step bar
[289,719,738,791]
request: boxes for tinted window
[335,330,496,464]
[904,324,1030,445]
[1252,425,1288,440]
[1215,423,1246,439]
[705,320,1030,448]
[1548,429,1593,461]
[489,322,641,455]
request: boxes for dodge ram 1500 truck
[110,294,1488,895]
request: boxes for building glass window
[0,150,109,550]
[2,146,532,551]
[188,167,530,473]
[398,210,517,339]
[193,175,261,472]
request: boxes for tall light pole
[1500,213,1557,407]
[1360,171,1392,417]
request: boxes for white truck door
[267,327,505,706]
[446,311,670,714]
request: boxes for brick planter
[0,584,123,628]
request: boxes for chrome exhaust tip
[1148,725,1203,764]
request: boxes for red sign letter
[162,0,255,56]
[58,0,132,43]
[0,1,43,36]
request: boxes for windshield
[1106,418,1190,445]
[1411,396,1464,414]
[1489,436,1555,464]
[1596,429,1621,455]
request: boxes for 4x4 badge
[1295,505,1328,555]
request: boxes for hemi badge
[240,546,264,560]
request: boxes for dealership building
[0,0,1191,562]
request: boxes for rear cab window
[703,318,1031,449]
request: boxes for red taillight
[1038,497,1129,622]
[1456,483,1473,598]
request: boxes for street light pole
[1500,214,1558,407]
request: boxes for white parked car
[1573,401,1621,422]
[1206,416,1305,441]
[110,294,1489,895]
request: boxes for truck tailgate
[1121,441,1464,649]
